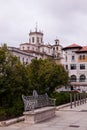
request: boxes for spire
[35,22,38,32]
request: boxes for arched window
[22,57,24,64]
[32,37,34,43]
[53,47,55,50]
[22,46,25,50]
[37,37,39,43]
[79,75,86,82]
[66,56,67,62]
[41,38,42,43]
[56,47,58,50]
[27,47,30,50]
[70,75,77,82]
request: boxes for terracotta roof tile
[63,43,82,50]
[76,46,87,53]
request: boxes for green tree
[0,44,69,120]
[0,44,30,118]
[27,58,69,95]
[26,58,42,93]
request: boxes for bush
[0,108,7,121]
[0,98,24,121]
[50,92,70,106]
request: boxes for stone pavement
[1,103,87,130]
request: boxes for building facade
[8,28,63,65]
[8,47,35,64]
[8,28,87,91]
[19,29,63,62]
[63,44,87,92]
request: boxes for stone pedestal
[23,107,56,124]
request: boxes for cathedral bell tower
[29,25,43,45]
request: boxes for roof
[20,43,29,46]
[63,43,82,50]
[20,43,37,46]
[23,50,42,54]
[53,44,63,48]
[40,44,52,48]
[29,31,43,35]
[23,50,53,57]
[76,46,87,53]
[8,47,35,57]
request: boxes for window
[83,55,85,59]
[72,55,75,60]
[42,48,44,52]
[79,55,82,60]
[29,38,31,43]
[79,55,85,60]
[48,48,50,53]
[41,38,42,43]
[32,37,34,43]
[66,56,67,62]
[70,64,76,70]
[27,47,30,50]
[56,41,57,44]
[70,75,77,82]
[26,58,28,64]
[37,37,39,43]
[66,65,68,70]
[79,75,86,82]
[22,57,24,64]
[22,46,25,50]
[80,64,85,69]
[53,47,55,50]
[56,47,58,50]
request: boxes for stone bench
[22,90,56,124]
[23,106,56,124]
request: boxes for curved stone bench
[23,106,56,124]
[22,90,56,124]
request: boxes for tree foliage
[0,44,30,119]
[0,44,69,120]
[0,44,29,94]
[27,58,69,94]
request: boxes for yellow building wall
[78,56,87,62]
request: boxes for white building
[8,47,35,64]
[52,39,64,64]
[7,28,63,65]
[7,28,87,91]
[63,43,87,92]
[19,28,63,62]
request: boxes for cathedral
[9,27,64,64]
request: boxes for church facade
[9,28,63,65]
[20,29,63,62]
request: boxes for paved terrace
[1,103,87,130]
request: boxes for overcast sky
[0,0,87,47]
